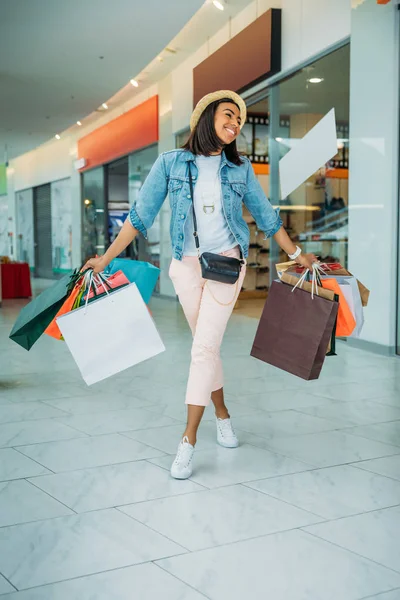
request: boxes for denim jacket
[128,149,282,260]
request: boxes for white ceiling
[0,0,205,160]
[0,0,256,161]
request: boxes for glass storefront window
[129,145,160,289]
[270,44,350,269]
[81,166,107,262]
[81,145,159,273]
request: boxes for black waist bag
[188,163,244,285]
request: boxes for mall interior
[0,0,400,598]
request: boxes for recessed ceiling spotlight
[213,0,225,10]
[308,77,324,84]
[102,103,108,109]
[55,134,61,140]
[130,79,139,87]
[77,121,82,126]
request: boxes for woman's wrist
[288,245,302,261]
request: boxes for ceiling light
[157,56,163,62]
[55,134,61,140]
[130,79,139,87]
[308,77,324,84]
[102,103,108,109]
[84,199,91,206]
[77,121,82,126]
[213,1,225,10]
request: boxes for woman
[84,90,316,480]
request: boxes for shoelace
[218,418,236,438]
[174,436,193,466]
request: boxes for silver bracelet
[288,245,302,260]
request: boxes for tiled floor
[1,282,400,599]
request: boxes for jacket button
[181,214,185,219]
[179,234,183,240]
[187,195,191,199]
[192,176,196,180]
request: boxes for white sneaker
[216,417,239,448]
[170,436,195,479]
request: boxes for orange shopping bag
[44,284,82,340]
[321,278,356,337]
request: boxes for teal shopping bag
[104,259,160,304]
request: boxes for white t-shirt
[183,155,237,256]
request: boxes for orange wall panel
[78,96,158,171]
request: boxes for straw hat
[190,90,247,131]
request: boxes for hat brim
[190,90,247,132]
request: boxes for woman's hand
[295,252,318,271]
[81,256,108,275]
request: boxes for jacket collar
[182,150,235,168]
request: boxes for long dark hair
[182,98,244,166]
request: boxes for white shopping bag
[57,282,165,385]
[335,276,364,338]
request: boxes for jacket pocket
[168,178,184,208]
[229,182,246,208]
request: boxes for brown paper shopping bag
[251,280,338,380]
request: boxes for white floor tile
[43,393,155,415]
[0,420,86,448]
[3,290,400,598]
[18,433,165,472]
[304,506,400,573]
[231,410,341,439]
[263,430,400,468]
[311,380,400,403]
[360,590,400,600]
[0,574,14,595]
[1,383,95,404]
[246,465,400,519]
[0,448,50,481]
[0,564,205,600]
[0,479,73,527]
[231,389,334,412]
[29,460,205,511]
[120,484,321,551]
[353,455,400,482]
[0,509,185,590]
[297,400,400,427]
[156,529,400,600]
[0,401,68,424]
[123,421,218,454]
[347,422,400,447]
[57,408,179,435]
[150,443,312,488]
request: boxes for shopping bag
[251,280,338,380]
[44,283,82,340]
[283,263,370,308]
[320,278,356,337]
[275,260,297,279]
[9,269,83,350]
[104,259,160,304]
[319,264,370,307]
[56,282,165,385]
[80,270,130,305]
[334,276,364,338]
[280,271,338,356]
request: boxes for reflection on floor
[0,280,400,599]
[235,297,265,319]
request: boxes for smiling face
[214,102,241,146]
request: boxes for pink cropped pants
[169,246,246,407]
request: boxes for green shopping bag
[9,270,84,350]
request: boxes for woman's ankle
[183,431,197,446]
[215,408,230,420]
